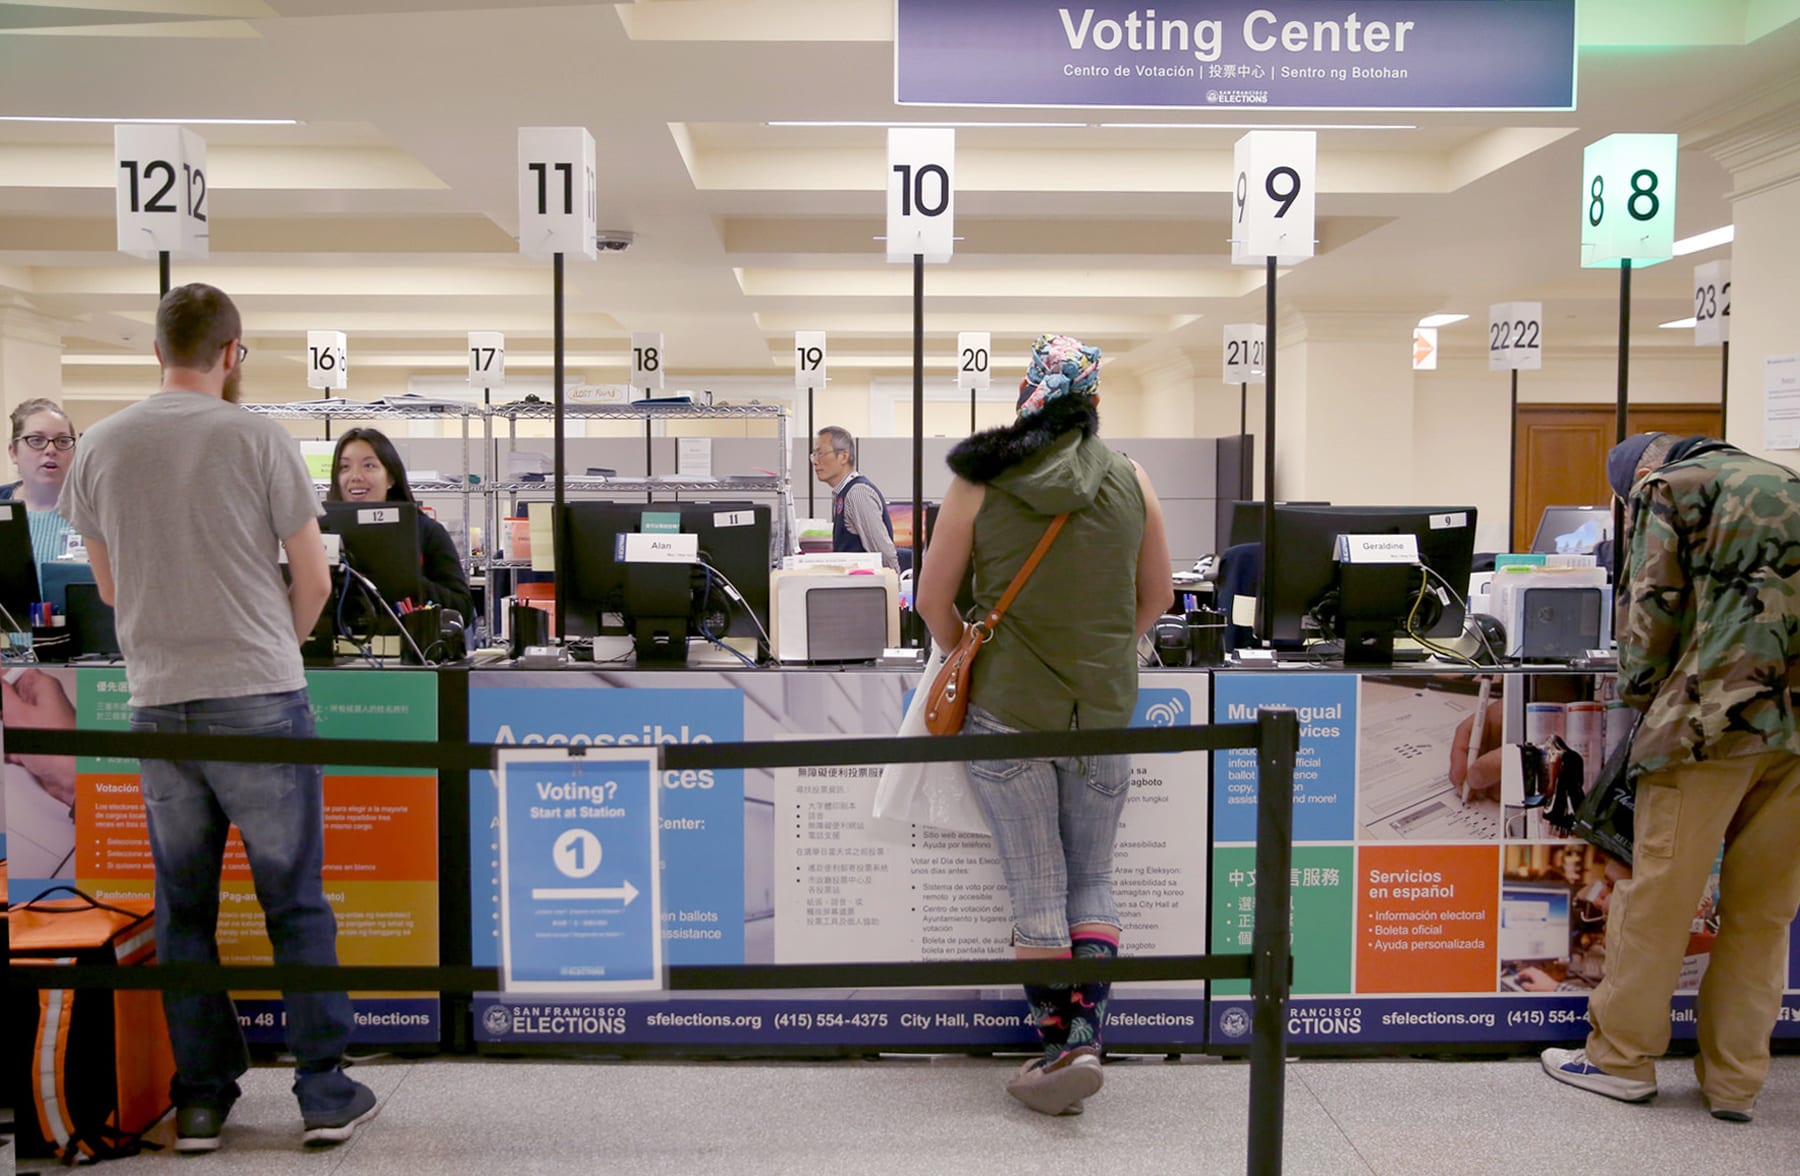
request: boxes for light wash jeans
[960,703,1131,949]
[130,688,354,1109]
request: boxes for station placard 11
[115,125,208,261]
[517,127,598,261]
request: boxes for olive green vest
[966,431,1145,732]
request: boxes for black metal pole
[552,251,566,642]
[1508,369,1519,551]
[911,253,924,599]
[1240,380,1253,501]
[970,386,976,435]
[1720,340,1730,439]
[1611,260,1631,585]
[1257,258,1277,641]
[158,250,170,298]
[1247,706,1298,1176]
[807,384,816,517]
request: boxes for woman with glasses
[5,397,80,573]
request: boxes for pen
[1465,674,1492,805]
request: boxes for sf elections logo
[1218,1006,1251,1039]
[482,1004,512,1037]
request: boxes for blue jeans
[130,689,353,1107]
[961,704,1131,949]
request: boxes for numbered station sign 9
[957,331,991,395]
[631,332,665,393]
[1231,130,1316,266]
[517,127,598,261]
[886,127,955,264]
[114,125,209,261]
[1222,324,1266,385]
[1580,133,1677,269]
[793,331,827,390]
[1694,260,1730,347]
[306,331,348,392]
[1487,302,1543,372]
[469,330,506,387]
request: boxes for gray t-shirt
[59,391,322,707]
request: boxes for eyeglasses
[234,343,249,363]
[811,448,842,460]
[17,434,76,452]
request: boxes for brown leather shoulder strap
[985,513,1068,625]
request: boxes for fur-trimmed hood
[945,396,1105,515]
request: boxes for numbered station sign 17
[887,127,955,264]
[957,331,991,395]
[1222,323,1266,385]
[794,330,827,391]
[1231,130,1316,266]
[115,124,209,261]
[1487,302,1543,372]
[518,127,598,261]
[1580,133,1677,269]
[469,330,506,387]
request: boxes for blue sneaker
[295,1068,378,1147]
[1540,1047,1657,1103]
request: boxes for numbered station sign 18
[1231,130,1316,266]
[631,331,665,394]
[794,330,827,391]
[114,124,209,261]
[469,330,506,387]
[1580,133,1677,269]
[886,127,955,264]
[1222,323,1266,385]
[518,127,598,261]
[1487,302,1543,372]
[1693,260,1730,347]
[306,331,348,392]
[957,331,992,395]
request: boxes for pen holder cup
[30,625,72,664]
[399,609,443,666]
[1186,608,1227,668]
[508,603,550,660]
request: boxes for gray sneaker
[298,1075,378,1148]
[174,1103,232,1153]
[1005,1046,1103,1116]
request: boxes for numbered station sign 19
[1221,323,1266,385]
[794,330,827,391]
[957,331,991,395]
[1694,260,1731,348]
[469,330,506,387]
[886,127,955,264]
[1487,302,1543,372]
[114,124,209,261]
[1580,133,1677,269]
[1231,130,1315,266]
[631,331,665,394]
[518,127,598,261]
[306,330,348,392]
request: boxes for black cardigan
[417,513,474,620]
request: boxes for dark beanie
[1607,433,1665,498]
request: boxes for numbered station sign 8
[886,127,955,264]
[518,127,598,261]
[794,331,827,390]
[957,331,991,394]
[469,331,506,387]
[631,332,665,393]
[1231,130,1316,266]
[1487,302,1543,372]
[1694,260,1730,347]
[1580,133,1678,269]
[306,331,348,392]
[1222,324,1266,385]
[114,125,209,261]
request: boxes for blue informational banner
[1212,673,1357,842]
[498,748,664,993]
[895,0,1577,111]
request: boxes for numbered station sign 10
[1487,302,1543,372]
[886,128,955,264]
[115,125,209,261]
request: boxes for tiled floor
[11,1053,1797,1175]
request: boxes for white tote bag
[870,647,991,836]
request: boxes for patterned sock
[1022,949,1075,1065]
[1068,929,1120,1054]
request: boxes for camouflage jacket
[1618,440,1800,778]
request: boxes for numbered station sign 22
[1231,130,1315,266]
[1580,133,1677,269]
[887,127,955,264]
[1487,302,1543,372]
[518,127,598,261]
[957,331,991,394]
[115,124,209,261]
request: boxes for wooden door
[1512,405,1722,549]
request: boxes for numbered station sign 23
[1693,260,1730,348]
[115,125,209,261]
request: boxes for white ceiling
[1,0,1796,389]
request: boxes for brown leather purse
[923,513,1069,735]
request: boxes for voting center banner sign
[896,0,1576,111]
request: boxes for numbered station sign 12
[793,331,827,390]
[469,330,506,387]
[631,332,665,393]
[1580,132,1678,269]
[306,331,348,392]
[1487,302,1543,372]
[887,127,955,264]
[1231,130,1316,266]
[957,331,991,395]
[1222,323,1267,385]
[518,127,598,261]
[115,124,209,261]
[1694,260,1730,347]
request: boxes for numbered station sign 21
[1222,324,1266,385]
[115,125,209,261]
[1487,302,1543,372]
[886,127,955,264]
[518,127,598,261]
[1231,130,1315,266]
[306,331,348,392]
[1580,133,1677,269]
[957,331,991,394]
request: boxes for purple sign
[896,0,1576,111]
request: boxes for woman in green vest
[917,334,1173,1116]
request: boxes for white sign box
[517,127,598,261]
[469,331,506,386]
[1694,261,1730,347]
[1580,133,1677,269]
[630,332,664,393]
[886,128,954,264]
[794,330,827,390]
[1222,323,1266,385]
[114,125,208,261]
[1487,302,1543,372]
[957,331,991,394]
[306,331,348,391]
[1231,130,1315,266]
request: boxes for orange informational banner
[1356,844,1499,994]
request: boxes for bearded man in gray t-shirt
[58,283,378,1152]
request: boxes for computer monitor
[1500,880,1572,964]
[1227,499,1328,549]
[318,502,423,640]
[1262,503,1479,663]
[1530,504,1611,555]
[0,501,38,632]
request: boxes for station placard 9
[1487,302,1543,372]
[794,331,827,390]
[957,331,991,395]
[518,127,598,261]
[1580,133,1677,269]
[115,125,209,261]
[1231,130,1315,266]
[306,331,348,391]
[886,128,955,264]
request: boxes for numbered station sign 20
[306,331,348,392]
[518,127,598,261]
[114,125,209,261]
[1231,130,1316,266]
[957,331,991,395]
[794,331,827,390]
[1487,302,1543,372]
[1693,260,1730,347]
[886,128,955,264]
[1580,133,1677,269]
[1222,324,1266,385]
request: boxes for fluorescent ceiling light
[1099,122,1415,130]
[767,120,1086,129]
[1417,313,1469,328]
[1659,317,1698,329]
[1672,225,1733,256]
[1,116,300,125]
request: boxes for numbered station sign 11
[887,127,955,264]
[306,331,348,392]
[1580,133,1677,269]
[631,332,664,393]
[469,331,506,387]
[794,331,827,390]
[518,127,598,261]
[1487,302,1543,372]
[115,125,209,261]
[1231,130,1316,267]
[1222,324,1267,385]
[1694,260,1730,347]
[957,331,991,395]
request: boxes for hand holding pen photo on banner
[2,665,81,884]
[1447,674,1502,802]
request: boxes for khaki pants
[1585,750,1800,1110]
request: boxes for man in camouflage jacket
[1542,433,1800,1123]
